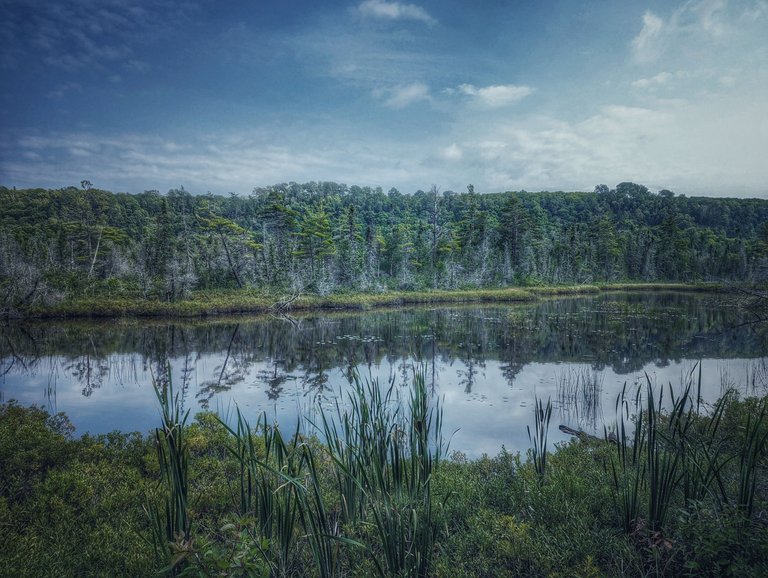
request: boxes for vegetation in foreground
[1,371,766,577]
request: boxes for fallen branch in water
[559,424,617,444]
[270,287,302,314]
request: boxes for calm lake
[2,291,766,457]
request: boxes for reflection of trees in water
[457,358,482,394]
[394,358,413,388]
[178,352,195,406]
[501,360,524,387]
[63,335,110,397]
[1,293,767,406]
[451,312,489,394]
[1,323,40,377]
[197,324,247,408]
[301,368,331,403]
[257,361,292,400]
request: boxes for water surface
[2,292,766,456]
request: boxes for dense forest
[2,182,767,311]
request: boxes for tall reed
[737,397,768,521]
[606,363,767,537]
[146,366,192,575]
[609,382,644,534]
[224,410,306,576]
[317,368,447,577]
[527,396,552,479]
[161,365,450,577]
[557,366,603,431]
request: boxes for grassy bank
[24,282,724,319]
[1,370,766,577]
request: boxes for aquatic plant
[146,367,192,575]
[609,364,768,540]
[317,369,448,577]
[527,396,553,480]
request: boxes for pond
[1,291,766,457]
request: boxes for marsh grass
[737,398,768,521]
[609,363,768,543]
[146,367,192,574]
[528,397,553,480]
[189,367,448,578]
[28,283,721,319]
[610,370,704,536]
[2,377,766,577]
[557,366,604,432]
[316,369,447,577]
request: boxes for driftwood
[559,424,617,444]
[270,287,302,314]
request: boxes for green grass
[25,282,725,319]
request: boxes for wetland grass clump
[527,396,553,480]
[319,371,447,577]
[26,283,723,319]
[609,369,712,537]
[201,368,447,578]
[146,368,192,573]
[608,365,768,551]
[737,399,768,521]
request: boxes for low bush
[0,380,765,577]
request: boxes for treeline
[1,181,767,309]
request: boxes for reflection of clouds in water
[1,345,764,457]
[2,295,767,455]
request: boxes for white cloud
[2,132,340,193]
[3,79,768,198]
[358,1,436,25]
[453,83,533,107]
[631,11,664,63]
[692,0,729,37]
[441,143,462,161]
[631,71,674,89]
[290,17,441,89]
[629,1,761,65]
[741,0,768,21]
[377,82,430,108]
[429,85,768,196]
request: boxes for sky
[1,0,767,197]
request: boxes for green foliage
[0,405,155,577]
[147,368,193,575]
[527,396,552,479]
[606,373,768,575]
[1,379,766,577]
[0,402,74,504]
[2,182,767,315]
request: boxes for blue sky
[1,0,767,197]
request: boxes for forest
[2,181,768,313]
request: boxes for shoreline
[17,282,726,320]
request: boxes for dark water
[2,292,766,456]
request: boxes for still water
[1,292,766,456]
